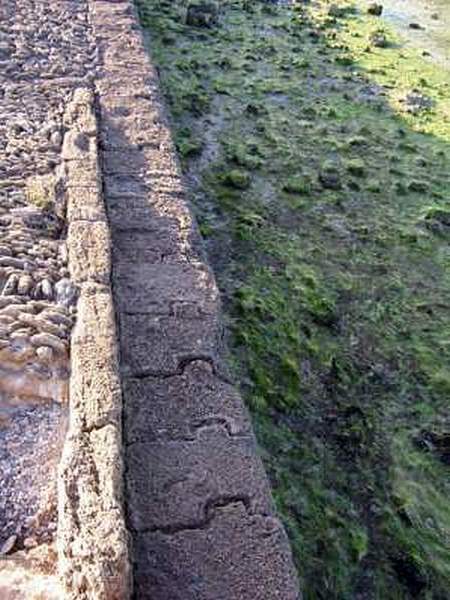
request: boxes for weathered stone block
[62,130,97,161]
[95,70,159,98]
[114,262,219,314]
[65,159,101,189]
[67,187,106,223]
[68,221,110,285]
[104,174,149,198]
[63,89,97,135]
[133,503,299,600]
[98,114,170,150]
[112,223,199,265]
[70,284,121,430]
[58,425,130,600]
[126,428,273,531]
[106,192,196,243]
[119,312,223,377]
[102,149,147,176]
[124,360,252,444]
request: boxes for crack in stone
[132,496,261,537]
[125,418,252,447]
[127,355,233,385]
[192,416,250,438]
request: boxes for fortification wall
[0,1,300,598]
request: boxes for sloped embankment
[137,0,450,598]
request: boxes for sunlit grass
[137,1,450,596]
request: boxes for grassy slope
[137,1,450,598]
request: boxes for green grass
[137,1,450,597]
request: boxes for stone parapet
[89,1,300,598]
[57,87,131,600]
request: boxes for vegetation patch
[138,0,450,597]
[26,175,56,212]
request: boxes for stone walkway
[0,0,92,563]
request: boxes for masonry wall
[88,1,300,598]
[0,1,300,598]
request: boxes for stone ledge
[57,86,131,599]
[90,0,300,597]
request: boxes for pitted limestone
[0,0,97,596]
[91,0,300,597]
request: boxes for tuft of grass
[26,175,55,211]
[222,168,251,189]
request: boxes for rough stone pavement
[0,0,92,563]
[0,0,301,598]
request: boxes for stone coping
[57,86,130,600]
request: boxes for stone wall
[0,1,300,598]
[90,1,300,598]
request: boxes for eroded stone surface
[0,403,67,551]
[134,503,299,600]
[126,434,273,530]
[0,544,62,599]
[124,361,253,444]
[93,0,300,597]
[0,0,96,595]
[56,80,130,600]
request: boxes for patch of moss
[224,141,263,170]
[222,168,251,189]
[282,176,311,195]
[366,178,381,193]
[319,159,342,189]
[175,127,203,157]
[408,179,429,193]
[345,158,366,177]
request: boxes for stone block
[133,503,300,600]
[124,360,252,444]
[114,262,218,315]
[119,312,222,377]
[70,284,121,430]
[67,187,106,223]
[126,428,273,531]
[68,221,110,285]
